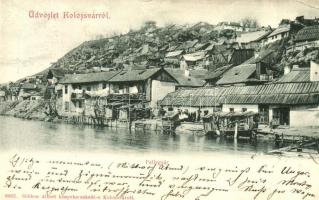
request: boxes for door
[258,105,269,124]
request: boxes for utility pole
[128,93,131,130]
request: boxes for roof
[204,65,233,81]
[60,71,120,84]
[194,43,210,50]
[21,83,37,90]
[276,68,310,83]
[218,22,241,27]
[216,64,256,85]
[109,68,162,82]
[268,24,291,37]
[19,89,43,97]
[160,82,319,106]
[183,51,206,61]
[165,50,184,58]
[244,50,274,64]
[49,68,66,78]
[205,43,215,51]
[180,40,198,50]
[165,69,205,87]
[237,30,272,43]
[294,25,319,42]
[189,69,210,80]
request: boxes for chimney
[180,59,187,70]
[184,69,190,78]
[310,61,319,82]
[284,65,292,75]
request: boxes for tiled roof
[244,50,274,64]
[165,69,205,87]
[60,71,120,84]
[216,64,256,85]
[109,68,161,82]
[294,25,319,42]
[160,82,319,106]
[276,68,310,83]
[268,24,291,37]
[237,30,272,43]
[204,65,233,81]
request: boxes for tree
[144,20,156,28]
[240,17,259,28]
[279,19,291,25]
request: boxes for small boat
[202,111,258,139]
[175,122,205,136]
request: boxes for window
[65,102,70,112]
[102,83,107,89]
[242,108,247,112]
[87,86,91,91]
[272,107,290,126]
[64,85,68,94]
[259,105,269,124]
[125,86,130,93]
[78,101,82,108]
[229,108,234,112]
[113,85,119,93]
[31,97,36,100]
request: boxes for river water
[0,116,276,154]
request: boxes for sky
[0,0,318,83]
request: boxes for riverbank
[0,101,318,154]
[0,100,47,120]
[1,101,318,140]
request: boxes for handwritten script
[1,152,319,200]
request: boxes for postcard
[0,0,319,199]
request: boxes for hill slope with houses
[0,16,319,122]
[4,16,319,85]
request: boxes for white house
[264,24,291,45]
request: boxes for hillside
[48,21,237,73]
[14,19,319,82]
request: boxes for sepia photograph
[0,0,319,199]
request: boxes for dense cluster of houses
[0,75,46,102]
[1,16,319,128]
[57,67,204,120]
[160,61,319,128]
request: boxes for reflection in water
[0,116,276,154]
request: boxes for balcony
[107,93,146,102]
